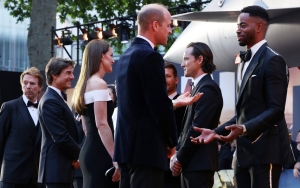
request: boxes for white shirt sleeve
[84,90,111,104]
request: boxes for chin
[238,41,246,47]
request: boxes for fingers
[112,168,120,182]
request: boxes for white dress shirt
[22,94,38,125]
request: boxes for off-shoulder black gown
[79,100,114,188]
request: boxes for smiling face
[101,47,114,73]
[52,65,74,91]
[21,74,42,102]
[236,13,258,48]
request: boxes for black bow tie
[27,101,38,108]
[240,49,252,62]
[61,92,67,101]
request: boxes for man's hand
[294,162,300,179]
[112,162,120,182]
[173,92,203,109]
[190,127,216,144]
[167,147,176,159]
[170,154,182,177]
[214,125,243,142]
[72,160,80,169]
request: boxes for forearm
[97,123,115,159]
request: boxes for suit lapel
[17,97,36,143]
[237,43,267,102]
[182,75,211,124]
[48,87,78,141]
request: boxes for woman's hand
[112,162,120,182]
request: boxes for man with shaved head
[114,3,201,188]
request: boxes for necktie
[240,49,252,63]
[61,92,67,101]
[27,101,38,108]
[189,82,194,94]
[154,46,158,51]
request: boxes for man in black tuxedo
[191,6,294,188]
[170,42,223,188]
[38,57,80,188]
[114,4,201,188]
[163,62,185,188]
[0,67,43,188]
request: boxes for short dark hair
[164,62,177,78]
[45,57,75,85]
[187,42,216,74]
[241,5,270,23]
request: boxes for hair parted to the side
[20,67,43,87]
[45,57,75,86]
[72,39,110,115]
[164,62,178,78]
[137,4,165,32]
[187,42,216,74]
[241,5,270,23]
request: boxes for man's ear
[175,77,178,85]
[152,21,159,31]
[197,55,203,66]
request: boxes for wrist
[241,125,247,136]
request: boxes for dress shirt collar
[49,86,65,100]
[247,39,267,62]
[22,94,37,105]
[193,73,207,87]
[137,35,155,49]
[168,91,178,99]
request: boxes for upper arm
[41,99,70,141]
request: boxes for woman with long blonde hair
[72,39,119,187]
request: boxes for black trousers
[0,182,44,188]
[234,160,282,188]
[45,183,72,188]
[119,163,164,188]
[181,170,215,188]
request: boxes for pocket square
[251,75,257,78]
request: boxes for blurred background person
[293,131,300,179]
[72,39,120,187]
[164,62,185,188]
[107,84,117,108]
[72,114,86,188]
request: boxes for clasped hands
[170,154,182,177]
[190,124,244,144]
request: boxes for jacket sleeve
[244,55,288,141]
[40,99,80,160]
[0,103,12,172]
[140,52,177,148]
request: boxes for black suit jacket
[113,37,178,171]
[38,87,80,183]
[0,97,41,184]
[172,94,186,137]
[215,43,294,167]
[177,74,223,172]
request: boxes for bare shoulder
[86,76,107,92]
